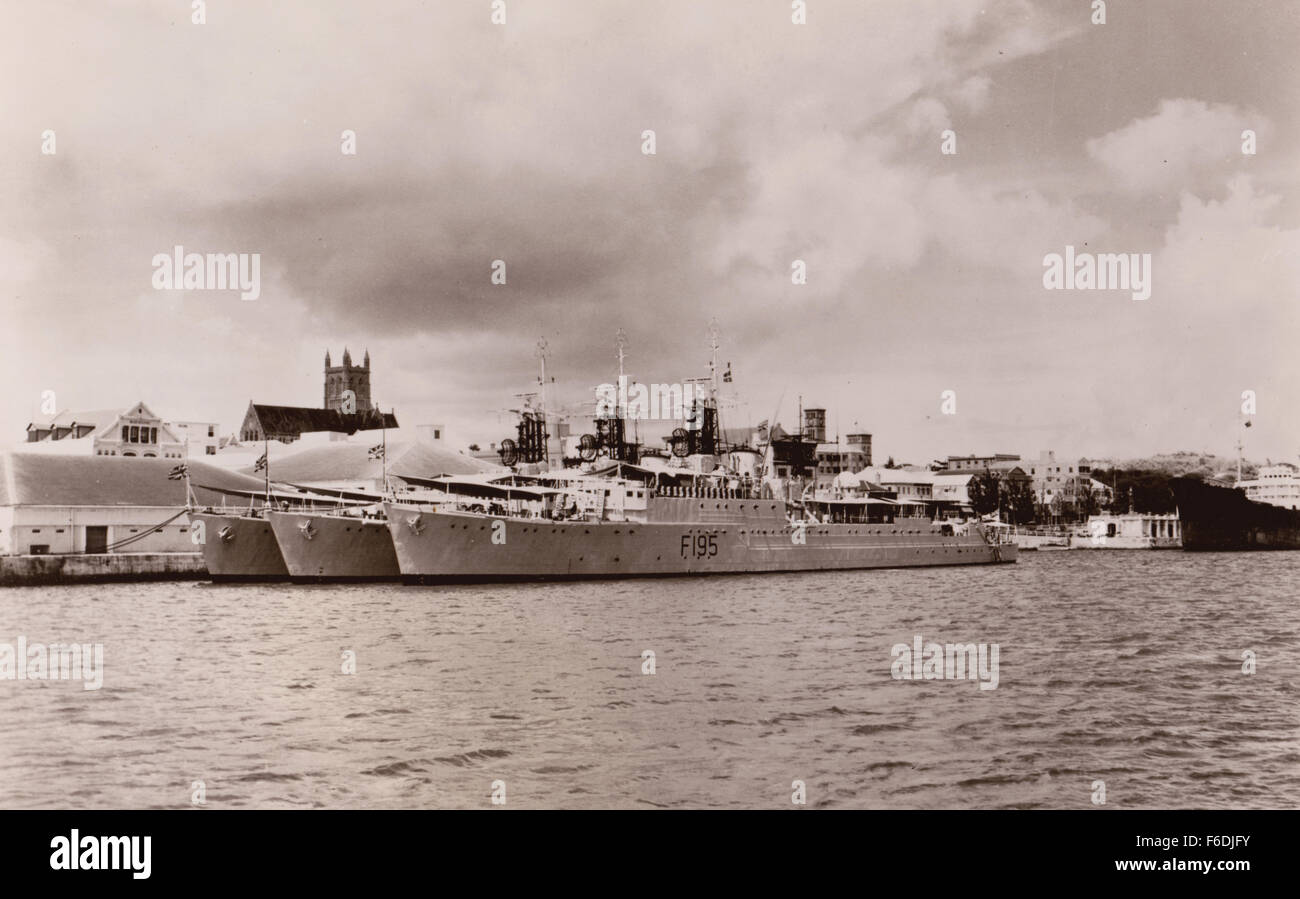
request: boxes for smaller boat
[1008,526,1071,551]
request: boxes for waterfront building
[814,434,872,486]
[932,472,976,515]
[1027,450,1110,511]
[942,453,1020,471]
[837,467,931,516]
[986,460,1033,489]
[1079,511,1182,549]
[0,453,265,555]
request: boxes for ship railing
[1010,524,1071,537]
[652,484,762,500]
[192,500,354,516]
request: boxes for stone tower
[324,347,372,413]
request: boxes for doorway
[85,526,108,553]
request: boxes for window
[122,426,129,442]
[208,425,215,437]
[206,446,216,455]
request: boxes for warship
[383,475,1016,583]
[189,507,290,581]
[188,483,382,582]
[258,438,498,582]
[382,335,1016,583]
[267,505,399,582]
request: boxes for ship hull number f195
[681,532,718,559]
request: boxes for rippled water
[1,552,1297,809]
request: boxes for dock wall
[0,553,207,586]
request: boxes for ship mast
[1236,410,1245,485]
[536,337,551,469]
[617,328,627,424]
[709,318,720,401]
[709,318,727,457]
[616,328,630,464]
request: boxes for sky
[2,0,1297,465]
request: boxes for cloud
[952,75,992,113]
[1,0,1294,462]
[0,237,55,283]
[1086,99,1266,192]
[907,98,953,137]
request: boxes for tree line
[964,468,1179,523]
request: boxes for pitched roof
[243,404,398,440]
[242,439,500,483]
[26,408,122,434]
[0,453,267,507]
[988,461,1030,476]
[932,472,975,483]
[815,443,867,455]
[867,468,936,485]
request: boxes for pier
[0,552,206,587]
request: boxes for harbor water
[1,551,1297,809]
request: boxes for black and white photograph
[0,0,1295,882]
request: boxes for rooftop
[247,439,501,483]
[0,453,266,507]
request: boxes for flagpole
[263,434,270,507]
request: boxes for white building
[24,402,212,461]
[932,472,975,508]
[814,434,872,486]
[169,420,221,457]
[0,454,267,555]
[1027,450,1099,507]
[1239,463,1300,510]
[865,467,934,500]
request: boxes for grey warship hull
[267,510,400,582]
[382,496,1015,583]
[188,511,289,581]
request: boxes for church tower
[324,347,372,413]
